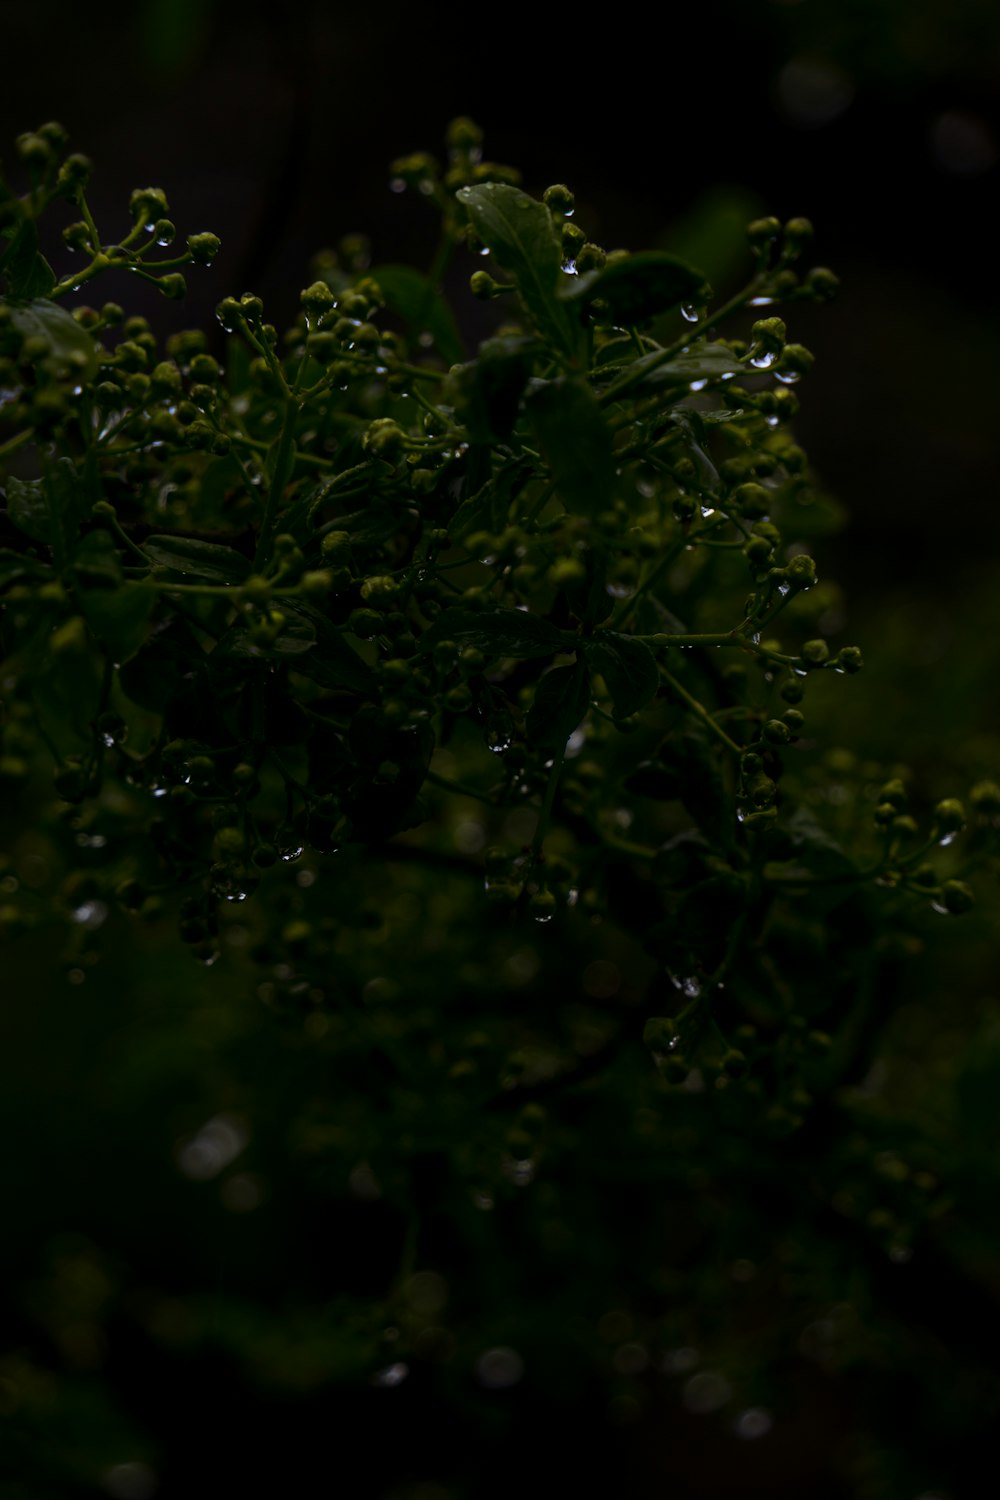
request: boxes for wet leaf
[419,605,569,660]
[526,377,613,519]
[587,630,660,718]
[527,661,590,752]
[144,534,251,584]
[370,263,464,365]
[9,297,97,378]
[560,250,707,324]
[457,184,579,357]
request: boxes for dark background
[3,3,1000,1497]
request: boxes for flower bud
[55,153,92,196]
[971,780,1000,815]
[446,116,483,153]
[469,270,508,300]
[939,879,974,915]
[732,482,771,519]
[543,183,575,216]
[575,242,606,274]
[129,187,170,225]
[933,799,965,835]
[836,646,863,674]
[187,231,221,266]
[805,267,839,302]
[746,217,782,245]
[800,639,829,665]
[785,553,816,590]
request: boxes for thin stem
[255,396,299,569]
[659,665,742,755]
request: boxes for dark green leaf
[587,630,660,718]
[1,220,56,300]
[0,548,52,589]
[449,457,534,541]
[527,661,590,753]
[5,475,50,544]
[616,342,747,391]
[419,605,569,661]
[634,594,689,637]
[526,377,614,519]
[278,596,378,695]
[370,263,465,365]
[560,250,707,324]
[119,620,202,712]
[5,457,85,558]
[443,337,534,445]
[144,534,251,584]
[9,299,97,378]
[562,546,613,626]
[456,184,579,357]
[78,581,156,663]
[662,729,731,850]
[215,611,316,661]
[72,528,124,588]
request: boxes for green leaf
[561,545,613,627]
[8,298,97,379]
[78,581,156,663]
[72,528,124,588]
[449,456,534,541]
[5,475,50,544]
[119,620,202,712]
[587,631,660,718]
[527,661,590,753]
[526,377,613,518]
[370,263,464,365]
[419,605,569,660]
[278,596,378,695]
[614,342,747,392]
[560,250,707,324]
[215,612,317,661]
[5,457,86,558]
[1,219,56,300]
[443,337,534,445]
[144,534,251,584]
[634,594,688,638]
[0,548,52,589]
[456,184,579,357]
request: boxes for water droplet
[279,845,304,862]
[700,505,715,518]
[561,260,579,275]
[938,831,958,847]
[774,370,800,385]
[778,583,791,597]
[534,911,553,925]
[72,899,108,928]
[735,1407,773,1440]
[689,378,708,392]
[931,900,949,915]
[749,349,777,370]
[683,1369,731,1414]
[476,1347,524,1388]
[374,1362,409,1387]
[765,414,780,428]
[680,304,700,323]
[748,294,775,306]
[681,976,701,998]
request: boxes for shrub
[2,118,996,1497]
